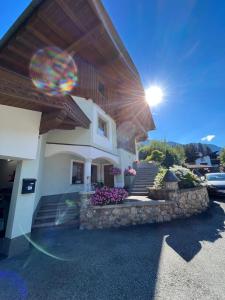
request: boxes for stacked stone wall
[80,187,209,229]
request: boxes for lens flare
[19,225,72,261]
[145,85,164,107]
[30,47,78,96]
[0,271,28,299]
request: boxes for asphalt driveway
[0,200,225,300]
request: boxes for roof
[0,0,155,136]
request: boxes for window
[98,117,108,137]
[71,161,84,184]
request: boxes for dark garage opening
[0,159,18,238]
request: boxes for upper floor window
[98,117,108,137]
[71,161,84,184]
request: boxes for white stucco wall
[46,97,118,154]
[41,153,85,196]
[6,135,44,239]
[195,156,212,166]
[33,134,48,210]
[0,105,41,160]
[116,148,137,187]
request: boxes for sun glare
[145,85,164,107]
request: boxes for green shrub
[146,150,164,163]
[154,168,167,188]
[170,165,201,189]
[220,148,225,166]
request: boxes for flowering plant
[124,166,136,176]
[109,167,122,176]
[91,187,128,206]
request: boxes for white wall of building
[0,105,41,160]
[41,153,86,196]
[117,148,137,187]
[33,134,48,210]
[92,102,117,151]
[6,136,43,239]
[195,155,212,166]
[46,97,118,154]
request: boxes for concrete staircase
[32,193,80,229]
[130,162,159,196]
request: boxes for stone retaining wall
[80,186,209,229]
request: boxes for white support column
[135,138,139,161]
[5,136,43,240]
[84,159,92,192]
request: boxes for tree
[139,140,186,167]
[220,148,225,166]
[146,150,164,163]
[162,149,178,168]
[184,144,198,163]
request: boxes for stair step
[134,181,154,184]
[32,220,79,229]
[131,187,148,190]
[130,192,149,196]
[40,201,78,207]
[34,214,78,224]
[39,204,79,211]
[36,210,78,219]
[133,182,154,185]
[131,190,148,193]
[37,208,78,217]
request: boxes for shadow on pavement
[165,202,225,261]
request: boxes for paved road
[0,199,225,300]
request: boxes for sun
[145,85,164,107]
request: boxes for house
[0,0,155,255]
[191,151,220,173]
[195,154,212,167]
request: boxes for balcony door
[91,165,98,184]
[104,165,114,187]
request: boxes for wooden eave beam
[0,52,27,73]
[63,96,91,129]
[16,30,43,52]
[27,21,52,47]
[56,0,87,33]
[37,13,72,45]
[7,42,31,61]
[40,109,67,134]
[66,23,103,54]
[0,67,62,110]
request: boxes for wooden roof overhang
[0,66,90,133]
[0,0,155,139]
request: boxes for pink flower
[91,187,128,206]
[124,166,136,176]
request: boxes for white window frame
[70,160,84,185]
[97,115,109,138]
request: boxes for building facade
[0,0,155,255]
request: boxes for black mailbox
[22,179,36,194]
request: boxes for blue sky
[1,0,225,146]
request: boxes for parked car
[204,173,225,196]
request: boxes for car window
[206,174,225,181]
